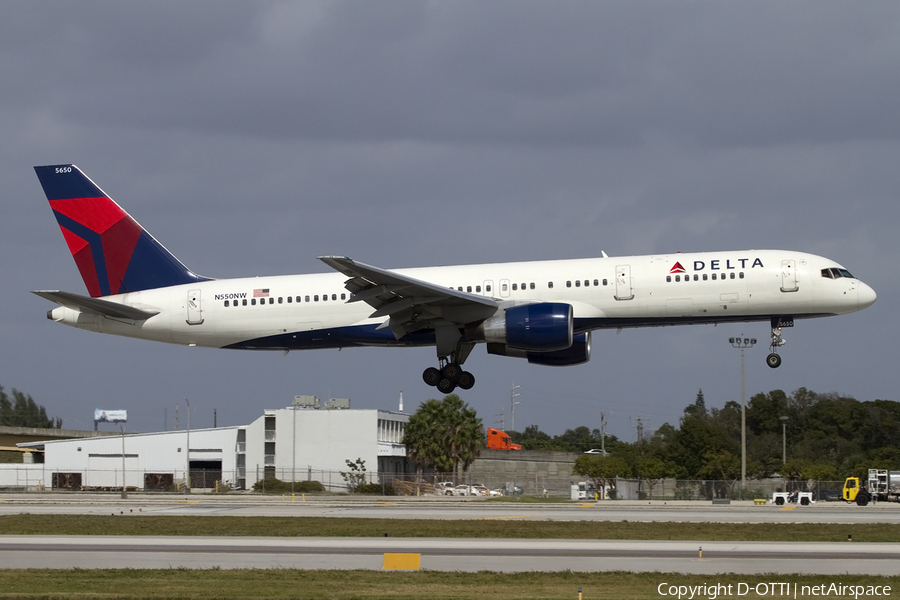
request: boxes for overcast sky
[2,1,896,441]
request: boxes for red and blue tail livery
[34,165,210,297]
[33,164,875,393]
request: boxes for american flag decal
[253,288,270,298]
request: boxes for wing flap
[33,290,159,321]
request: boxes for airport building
[5,398,409,492]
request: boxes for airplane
[33,164,877,393]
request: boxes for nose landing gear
[766,319,789,369]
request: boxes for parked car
[583,449,608,455]
[434,481,455,496]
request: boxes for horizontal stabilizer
[32,290,159,320]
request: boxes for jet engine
[478,303,573,351]
[487,332,591,366]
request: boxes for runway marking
[780,507,795,511]
[578,504,595,508]
[176,501,200,505]
[376,503,398,506]
[383,553,420,570]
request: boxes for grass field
[0,570,897,600]
[1,514,898,542]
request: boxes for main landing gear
[423,339,476,394]
[423,360,475,394]
[766,320,788,369]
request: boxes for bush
[354,482,396,495]
[252,478,325,494]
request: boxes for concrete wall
[465,449,579,496]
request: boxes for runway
[2,494,899,574]
[1,535,898,575]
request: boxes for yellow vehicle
[843,469,900,506]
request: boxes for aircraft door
[614,265,634,300]
[186,289,204,325]
[780,259,798,293]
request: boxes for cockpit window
[822,267,855,279]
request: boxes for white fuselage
[47,249,876,352]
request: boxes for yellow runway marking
[578,503,595,508]
[383,553,420,570]
[780,506,795,510]
[376,502,398,506]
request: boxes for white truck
[771,490,814,505]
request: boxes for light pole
[779,416,789,464]
[120,423,127,499]
[729,337,756,496]
[185,397,191,494]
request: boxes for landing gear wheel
[457,371,475,390]
[766,353,782,369]
[423,367,441,387]
[441,363,462,381]
[437,378,456,394]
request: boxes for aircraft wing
[318,256,498,340]
[33,290,159,321]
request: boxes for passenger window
[575,280,581,287]
[322,294,327,301]
[583,280,589,287]
[242,299,247,306]
[251,298,256,306]
[693,275,699,281]
[675,275,681,282]
[667,276,672,283]
[739,272,744,279]
[458,287,463,291]
[521,283,526,290]
[341,293,346,300]
[278,297,283,304]
[502,283,508,292]
[287,297,292,303]
[593,279,598,287]
[711,273,717,280]
[703,274,708,281]
[730,273,735,279]
[530,283,535,290]
[304,295,310,303]
[476,285,481,293]
[467,286,472,293]
[314,295,319,302]
[512,284,518,291]
[603,279,608,286]
[224,300,230,307]
[332,294,337,300]
[486,285,492,292]
[269,298,274,304]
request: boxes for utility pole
[600,412,607,455]
[510,381,521,432]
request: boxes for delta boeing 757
[33,165,876,393]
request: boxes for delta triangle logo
[670,262,686,274]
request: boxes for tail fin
[34,164,211,297]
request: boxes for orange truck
[487,428,522,450]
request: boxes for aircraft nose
[858,281,877,310]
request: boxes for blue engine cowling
[480,303,573,351]
[527,332,591,366]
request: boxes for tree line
[556,388,900,492]
[0,385,62,429]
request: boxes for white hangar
[14,401,409,492]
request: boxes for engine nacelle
[486,332,591,366]
[526,332,591,366]
[480,303,573,352]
